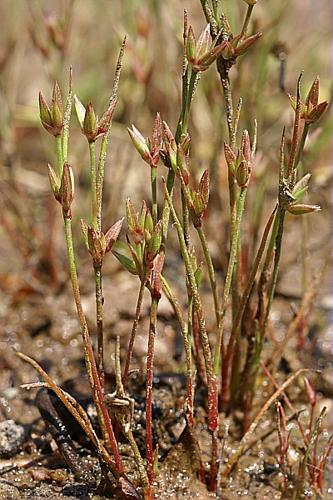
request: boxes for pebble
[0,419,25,458]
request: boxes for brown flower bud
[39,81,64,136]
[59,162,74,213]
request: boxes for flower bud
[74,95,86,129]
[221,41,235,61]
[128,125,151,163]
[196,24,210,60]
[126,198,144,244]
[198,170,210,208]
[138,200,147,231]
[148,112,162,167]
[241,129,251,163]
[144,209,154,236]
[87,226,106,267]
[47,163,60,201]
[288,76,329,125]
[39,81,64,136]
[286,203,320,215]
[304,377,316,407]
[97,101,116,137]
[224,143,237,174]
[196,42,227,69]
[145,221,162,263]
[39,93,52,131]
[60,162,74,212]
[306,101,328,124]
[234,32,262,57]
[306,77,319,109]
[151,250,165,300]
[51,81,64,132]
[105,218,124,253]
[83,102,97,142]
[186,26,196,64]
[186,24,228,72]
[235,160,250,187]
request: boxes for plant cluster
[13,1,331,499]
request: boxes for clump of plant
[15,0,331,498]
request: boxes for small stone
[62,483,90,497]
[0,419,25,458]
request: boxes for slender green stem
[213,187,247,375]
[176,69,198,142]
[200,0,218,34]
[55,124,120,464]
[89,141,98,228]
[126,428,149,489]
[96,136,107,232]
[163,181,217,432]
[114,337,149,489]
[150,167,158,224]
[160,275,186,334]
[295,123,310,170]
[55,134,64,179]
[89,140,104,384]
[240,206,281,416]
[123,278,146,387]
[295,124,310,292]
[94,264,104,386]
[224,207,277,409]
[161,69,199,241]
[239,5,254,41]
[263,207,285,331]
[181,191,191,249]
[146,296,159,485]
[216,61,239,318]
[212,0,220,23]
[197,226,219,327]
[95,37,126,232]
[161,275,194,427]
[63,213,123,473]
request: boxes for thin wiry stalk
[94,264,104,386]
[161,274,194,427]
[239,5,254,41]
[224,207,277,405]
[96,37,126,231]
[151,167,158,225]
[114,337,149,489]
[214,186,247,377]
[197,226,219,327]
[93,39,126,386]
[63,213,122,473]
[55,134,64,178]
[54,125,123,474]
[146,296,159,485]
[163,180,218,488]
[89,141,98,228]
[122,278,146,388]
